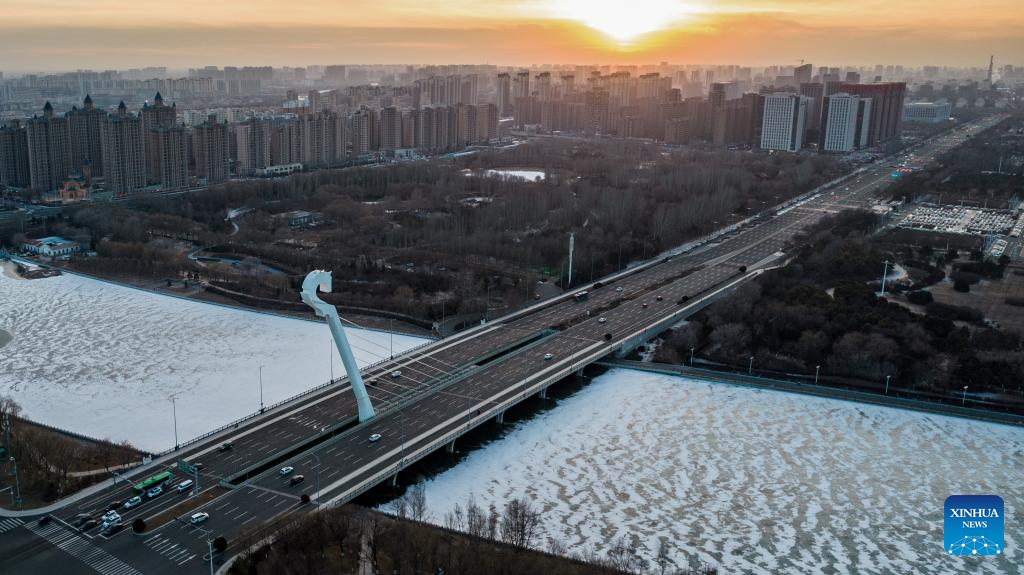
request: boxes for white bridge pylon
[301,270,376,422]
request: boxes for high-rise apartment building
[794,63,813,85]
[193,115,230,184]
[141,93,179,185]
[151,126,189,191]
[234,118,271,176]
[26,102,72,192]
[100,101,145,197]
[0,120,31,189]
[380,106,402,152]
[513,71,530,101]
[839,82,906,145]
[759,93,808,152]
[496,73,512,117]
[66,95,106,179]
[350,109,371,157]
[799,83,825,135]
[820,93,872,152]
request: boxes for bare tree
[407,483,429,522]
[499,497,542,548]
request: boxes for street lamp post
[815,365,821,385]
[689,347,695,366]
[171,396,179,449]
[885,375,891,395]
[258,364,264,412]
[311,453,321,504]
[962,386,969,406]
[748,356,754,375]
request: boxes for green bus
[132,471,173,494]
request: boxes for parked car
[177,480,194,493]
[369,433,382,442]
[279,466,295,476]
[390,371,402,379]
[146,486,163,499]
[289,474,306,486]
[189,512,210,525]
[123,496,142,509]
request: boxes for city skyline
[1,0,1022,71]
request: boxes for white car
[189,512,209,525]
[101,510,120,523]
[146,486,163,499]
[279,466,295,476]
[369,433,382,442]
[177,479,194,493]
[598,317,607,323]
[123,496,142,509]
[615,287,624,292]
[390,371,402,379]
[543,353,554,360]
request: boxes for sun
[553,0,695,43]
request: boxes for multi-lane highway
[0,115,1003,575]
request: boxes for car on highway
[101,523,123,536]
[543,353,554,360]
[177,479,194,493]
[146,486,163,499]
[189,512,210,525]
[106,501,121,512]
[289,474,306,486]
[598,317,607,323]
[101,510,120,523]
[279,466,295,476]
[369,433,383,442]
[217,442,234,452]
[642,303,649,308]
[80,519,98,531]
[391,371,402,379]
[615,286,624,292]
[73,513,92,527]
[123,496,142,509]
[655,295,663,301]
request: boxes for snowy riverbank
[416,368,1021,574]
[0,269,427,451]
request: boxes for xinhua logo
[944,495,1004,556]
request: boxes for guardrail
[155,337,436,457]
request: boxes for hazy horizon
[2,0,1022,72]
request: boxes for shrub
[906,290,934,305]
[953,279,970,293]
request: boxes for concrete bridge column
[389,473,398,487]
[539,387,548,400]
[495,410,506,424]
[446,439,456,453]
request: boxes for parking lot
[898,205,1020,236]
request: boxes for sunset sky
[1,0,1021,71]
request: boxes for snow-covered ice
[416,368,1022,574]
[0,267,428,451]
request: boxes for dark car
[289,474,306,486]
[106,501,121,511]
[80,519,98,531]
[217,442,234,452]
[101,523,123,536]
[73,513,92,527]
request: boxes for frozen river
[0,265,427,451]
[416,368,1022,574]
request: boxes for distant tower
[987,55,994,84]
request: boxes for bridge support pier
[445,439,456,453]
[388,473,398,488]
[538,387,548,400]
[495,410,506,424]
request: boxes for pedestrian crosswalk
[25,521,142,575]
[143,532,199,566]
[0,517,24,533]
